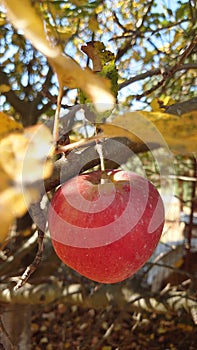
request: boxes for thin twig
[135,36,197,99]
[118,63,197,90]
[111,19,189,41]
[14,201,47,290]
[14,229,45,290]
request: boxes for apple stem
[96,142,105,179]
[95,131,106,184]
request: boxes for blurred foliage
[0,0,196,124]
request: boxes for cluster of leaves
[1,0,196,121]
[0,18,53,125]
[0,112,53,242]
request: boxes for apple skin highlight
[48,170,165,283]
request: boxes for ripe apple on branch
[48,169,165,284]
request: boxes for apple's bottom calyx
[48,170,165,283]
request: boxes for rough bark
[165,97,197,115]
[44,136,159,194]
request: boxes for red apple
[48,170,164,283]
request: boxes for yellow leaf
[2,0,61,58]
[1,188,28,218]
[177,323,193,332]
[0,12,6,26]
[174,257,184,268]
[57,27,75,41]
[0,124,54,184]
[3,0,115,113]
[150,98,162,112]
[108,110,197,154]
[0,84,11,92]
[16,62,24,74]
[88,17,99,32]
[110,111,163,147]
[131,50,141,61]
[132,1,139,7]
[0,112,23,140]
[0,207,13,243]
[0,123,53,242]
[95,4,104,14]
[141,110,197,154]
[171,32,183,47]
[69,0,88,5]
[150,96,176,111]
[99,123,142,145]
[0,185,39,243]
[48,57,115,113]
[162,96,176,107]
[0,166,11,193]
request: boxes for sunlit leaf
[69,0,89,6]
[88,16,99,32]
[150,98,161,112]
[0,164,39,242]
[0,12,6,26]
[0,112,23,140]
[162,96,176,107]
[56,26,75,41]
[0,124,54,184]
[0,123,53,242]
[141,110,197,154]
[0,185,39,243]
[108,111,197,154]
[48,56,115,113]
[109,111,164,147]
[99,122,142,144]
[0,84,11,93]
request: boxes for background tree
[1,0,197,120]
[0,1,197,349]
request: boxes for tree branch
[112,19,189,42]
[115,0,154,61]
[135,36,197,100]
[165,97,197,115]
[44,137,159,194]
[0,277,196,322]
[118,63,197,90]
